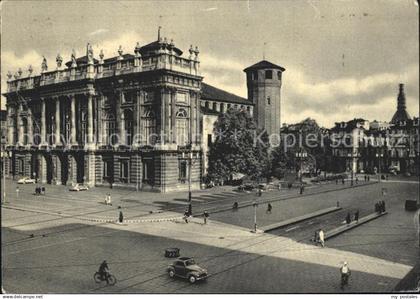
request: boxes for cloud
[1,50,44,109]
[88,28,109,36]
[1,31,144,109]
[202,7,218,12]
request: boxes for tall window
[103,160,113,179]
[179,160,187,183]
[143,110,156,145]
[124,109,134,146]
[267,97,271,105]
[265,70,273,79]
[120,160,129,183]
[252,71,258,80]
[22,118,28,144]
[142,158,154,184]
[176,108,189,146]
[103,112,116,146]
[277,71,282,80]
[207,134,212,147]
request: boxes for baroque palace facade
[3,34,284,192]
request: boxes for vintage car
[17,177,36,184]
[167,257,208,283]
[69,183,89,191]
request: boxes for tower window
[265,70,273,79]
[252,71,258,80]
[277,71,282,80]
[267,97,271,105]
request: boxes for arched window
[176,108,189,146]
[176,108,188,118]
[123,109,134,146]
[22,117,28,145]
[103,111,116,146]
[143,109,156,145]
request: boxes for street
[1,177,419,293]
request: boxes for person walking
[118,209,124,224]
[354,210,359,223]
[318,229,325,247]
[184,209,190,223]
[345,212,351,225]
[382,200,386,212]
[232,202,238,211]
[313,230,319,244]
[203,210,209,224]
[340,261,351,289]
[16,186,20,198]
[355,177,359,184]
[342,178,345,185]
[266,203,272,214]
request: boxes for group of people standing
[375,201,386,214]
[345,210,359,225]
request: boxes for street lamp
[182,144,194,216]
[375,150,384,182]
[1,151,10,203]
[253,199,259,233]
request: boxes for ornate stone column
[97,95,103,145]
[27,107,33,145]
[171,89,177,143]
[55,97,61,145]
[18,103,24,145]
[118,91,125,145]
[40,98,46,145]
[7,105,15,146]
[87,93,94,145]
[70,94,77,145]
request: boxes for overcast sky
[1,0,418,127]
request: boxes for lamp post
[253,200,258,233]
[1,151,11,203]
[376,150,383,183]
[183,144,194,216]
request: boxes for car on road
[17,177,36,184]
[167,257,208,283]
[69,183,89,191]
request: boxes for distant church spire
[397,83,407,110]
[158,26,162,41]
[391,83,411,124]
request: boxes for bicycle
[94,271,117,285]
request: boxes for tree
[272,118,330,178]
[207,109,270,182]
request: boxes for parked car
[17,177,36,184]
[167,257,208,283]
[69,183,89,191]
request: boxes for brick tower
[244,60,285,136]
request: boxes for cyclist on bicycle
[98,260,109,281]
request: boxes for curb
[324,211,388,240]
[2,205,182,224]
[193,182,377,216]
[260,206,342,232]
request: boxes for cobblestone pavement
[1,178,418,293]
